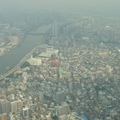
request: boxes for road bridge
[0,45,40,80]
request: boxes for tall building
[39,92,44,103]
[8,113,14,120]
[0,100,10,114]
[0,113,8,120]
[10,101,18,113]
[32,92,44,103]
[52,21,58,37]
[74,81,80,90]
[58,114,68,120]
[46,113,52,120]
[17,100,23,110]
[68,82,74,91]
[62,104,71,115]
[0,104,2,114]
[21,107,29,118]
[32,94,39,104]
[56,104,70,116]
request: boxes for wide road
[0,24,51,75]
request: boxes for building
[39,92,44,103]
[38,52,51,60]
[55,104,70,116]
[50,60,59,67]
[38,46,58,59]
[58,114,68,120]
[10,101,18,113]
[0,48,4,55]
[8,113,14,120]
[46,113,52,120]
[55,92,65,104]
[62,104,71,115]
[17,100,23,110]
[21,107,29,118]
[27,57,42,66]
[0,100,10,114]
[46,47,58,55]
[0,113,8,120]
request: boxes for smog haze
[0,0,120,15]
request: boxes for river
[0,24,51,75]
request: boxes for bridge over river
[0,24,52,80]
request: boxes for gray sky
[0,0,120,13]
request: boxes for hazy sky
[0,0,120,13]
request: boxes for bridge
[0,45,40,80]
[27,33,45,36]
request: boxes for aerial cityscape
[0,0,120,120]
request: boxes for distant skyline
[0,0,120,15]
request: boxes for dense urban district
[0,12,120,120]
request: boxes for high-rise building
[32,94,39,104]
[0,105,2,114]
[62,104,71,115]
[39,92,44,103]
[58,114,68,120]
[75,82,80,90]
[68,82,74,91]
[17,100,23,110]
[8,113,14,120]
[32,92,44,103]
[21,107,29,118]
[52,21,58,37]
[46,113,52,120]
[0,100,10,114]
[10,101,18,113]
[0,113,8,120]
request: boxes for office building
[0,100,10,114]
[0,113,7,120]
[21,107,29,118]
[8,113,14,120]
[10,101,18,113]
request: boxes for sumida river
[0,24,51,75]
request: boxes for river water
[0,24,51,75]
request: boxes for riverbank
[0,24,52,75]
